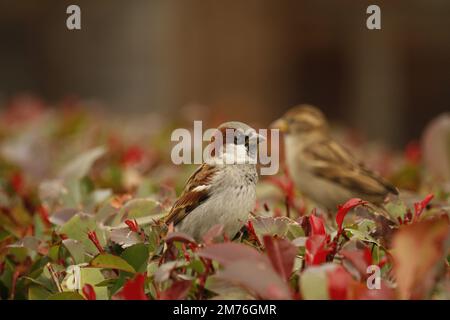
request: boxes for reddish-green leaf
[218,260,292,300]
[165,231,196,245]
[391,216,449,299]
[326,265,353,300]
[340,247,373,279]
[336,198,367,232]
[305,235,330,266]
[116,273,148,300]
[82,284,96,300]
[309,214,326,236]
[263,235,297,281]
[413,194,434,222]
[159,280,191,300]
[198,242,267,266]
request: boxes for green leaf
[251,216,301,243]
[0,229,10,242]
[48,245,60,262]
[120,244,149,273]
[7,247,28,262]
[299,264,334,300]
[22,276,53,291]
[187,259,205,274]
[94,278,117,287]
[385,200,408,220]
[286,222,305,240]
[9,236,41,249]
[109,272,128,296]
[110,198,162,226]
[0,258,15,291]
[346,228,380,246]
[60,179,82,208]
[28,285,52,300]
[33,214,45,239]
[147,261,159,278]
[147,227,162,255]
[90,253,136,273]
[47,292,85,300]
[62,239,87,264]
[59,213,106,255]
[80,268,108,300]
[136,178,157,198]
[59,146,106,181]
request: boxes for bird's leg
[285,196,291,218]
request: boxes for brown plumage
[271,104,398,211]
[164,121,261,241]
[165,164,217,226]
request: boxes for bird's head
[210,121,265,163]
[270,104,329,135]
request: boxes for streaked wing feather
[304,140,398,196]
[164,164,217,225]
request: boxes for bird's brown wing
[303,139,398,197]
[164,163,218,226]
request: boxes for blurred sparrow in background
[271,104,398,212]
[165,121,264,241]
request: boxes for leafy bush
[0,98,448,300]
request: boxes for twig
[46,262,63,293]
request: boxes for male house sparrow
[271,105,398,212]
[165,121,263,241]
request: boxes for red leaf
[350,280,395,300]
[121,145,145,167]
[362,247,373,266]
[267,175,295,203]
[309,214,326,236]
[405,140,421,165]
[245,220,260,245]
[305,235,330,266]
[165,231,197,245]
[37,205,51,227]
[265,283,290,300]
[326,266,353,300]
[124,219,139,233]
[82,284,96,300]
[336,198,367,232]
[159,280,191,300]
[10,172,24,195]
[180,244,190,262]
[298,216,311,235]
[266,169,302,216]
[218,260,292,300]
[413,194,434,222]
[87,230,104,253]
[391,216,449,299]
[263,235,297,281]
[117,273,148,300]
[378,256,389,269]
[340,247,373,279]
[198,242,267,266]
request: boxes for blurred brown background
[0,0,449,147]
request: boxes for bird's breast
[177,164,257,241]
